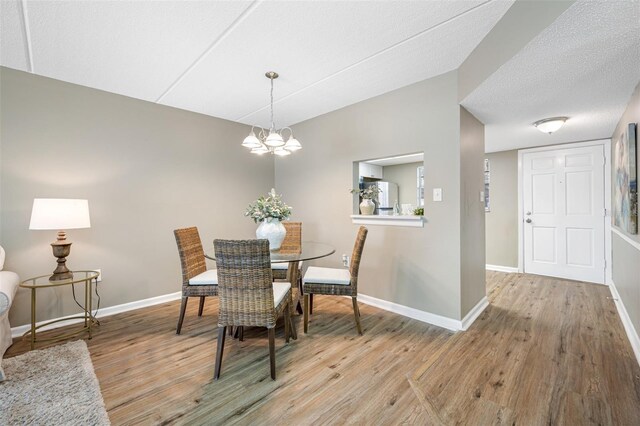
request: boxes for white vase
[256,217,287,251]
[360,199,375,215]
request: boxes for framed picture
[613,123,638,234]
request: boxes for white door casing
[522,145,605,284]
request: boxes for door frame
[517,139,612,285]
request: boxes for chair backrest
[349,226,368,290]
[280,221,302,253]
[174,227,207,287]
[214,239,277,327]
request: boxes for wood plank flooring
[6,272,640,425]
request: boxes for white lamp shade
[284,136,302,151]
[251,144,269,155]
[29,199,91,230]
[242,132,262,148]
[265,131,285,147]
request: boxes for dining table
[205,241,336,339]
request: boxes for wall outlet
[433,188,443,202]
[342,254,350,268]
[480,191,485,202]
[95,268,102,282]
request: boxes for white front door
[522,145,605,284]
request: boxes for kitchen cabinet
[359,162,383,179]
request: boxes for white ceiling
[462,1,640,153]
[1,0,512,128]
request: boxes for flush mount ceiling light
[241,71,302,156]
[533,117,568,134]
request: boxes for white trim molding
[11,291,181,339]
[356,293,488,332]
[609,280,640,367]
[611,227,640,251]
[350,215,424,227]
[461,296,489,331]
[486,264,519,273]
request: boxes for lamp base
[50,231,73,281]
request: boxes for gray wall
[611,81,640,335]
[0,67,275,327]
[459,107,486,315]
[276,70,476,321]
[381,162,422,207]
[484,150,518,268]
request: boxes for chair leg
[228,326,234,336]
[214,326,226,380]
[309,294,314,315]
[352,297,363,335]
[296,300,303,315]
[239,326,244,341]
[289,296,298,340]
[303,294,310,334]
[198,296,206,317]
[268,328,276,380]
[176,296,188,334]
[284,302,290,344]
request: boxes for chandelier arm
[280,127,293,139]
[270,75,275,130]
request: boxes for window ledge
[350,214,424,228]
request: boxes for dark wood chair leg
[352,297,363,335]
[198,296,206,317]
[239,326,244,341]
[284,303,290,343]
[303,294,310,334]
[214,326,226,380]
[309,294,314,315]
[289,297,298,340]
[296,300,303,315]
[228,326,234,336]
[176,296,188,334]
[268,328,276,380]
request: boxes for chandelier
[241,71,302,156]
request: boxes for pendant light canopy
[241,72,302,155]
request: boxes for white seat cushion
[303,266,351,285]
[188,269,218,285]
[273,281,291,307]
[271,261,303,270]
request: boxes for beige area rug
[0,340,110,425]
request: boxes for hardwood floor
[6,272,640,425]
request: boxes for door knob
[526,218,532,223]
[526,211,532,215]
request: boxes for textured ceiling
[462,1,640,153]
[1,0,512,128]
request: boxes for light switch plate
[433,188,442,202]
[480,191,485,202]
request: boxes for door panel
[523,145,605,284]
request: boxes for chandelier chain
[270,76,274,129]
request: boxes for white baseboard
[461,296,489,331]
[11,291,181,339]
[486,264,519,273]
[608,280,640,367]
[356,293,488,332]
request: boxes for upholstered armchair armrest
[0,271,19,306]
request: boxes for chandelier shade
[241,71,302,156]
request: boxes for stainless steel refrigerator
[364,181,398,215]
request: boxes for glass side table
[20,270,100,349]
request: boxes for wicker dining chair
[302,226,368,335]
[272,222,304,313]
[174,227,218,334]
[213,239,293,380]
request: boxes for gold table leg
[30,288,36,350]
